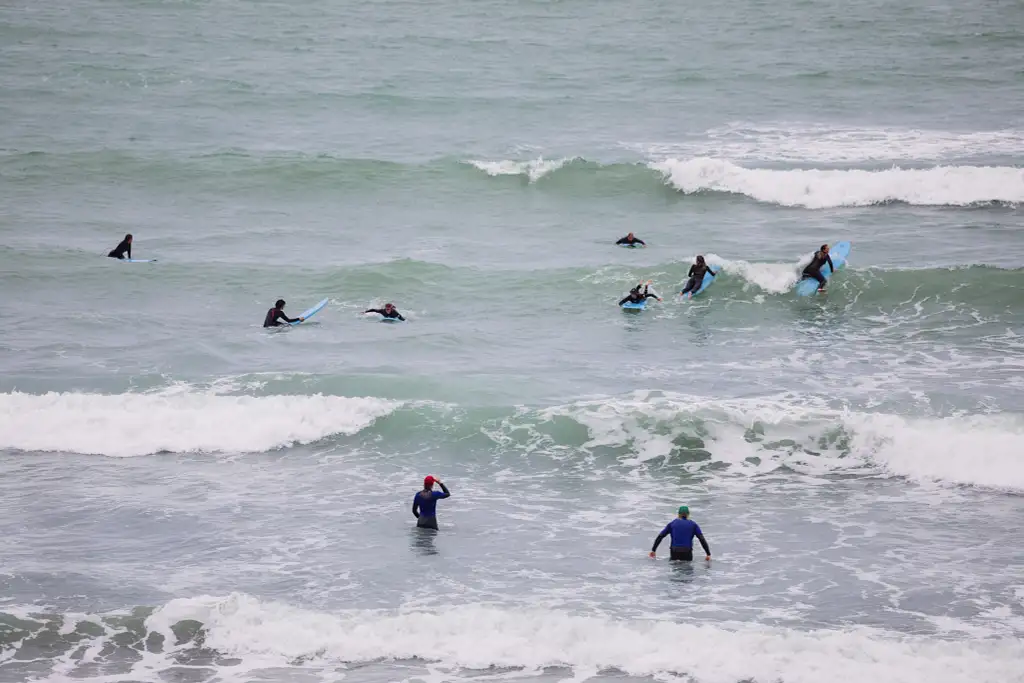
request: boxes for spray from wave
[465,156,574,182]
[3,596,1021,683]
[0,390,398,457]
[650,158,1024,208]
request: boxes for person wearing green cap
[649,505,711,561]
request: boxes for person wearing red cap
[412,475,451,530]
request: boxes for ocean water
[2,0,1024,682]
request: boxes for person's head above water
[696,255,705,265]
[384,303,395,311]
[677,505,690,518]
[125,234,133,242]
[627,232,634,239]
[275,299,285,309]
[423,475,436,490]
[821,244,829,253]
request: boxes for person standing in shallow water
[412,475,451,530]
[649,506,711,561]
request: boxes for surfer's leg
[680,277,697,295]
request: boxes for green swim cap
[678,506,689,515]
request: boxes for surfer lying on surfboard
[619,281,661,306]
[801,244,834,291]
[263,299,305,327]
[616,232,646,247]
[680,255,715,296]
[365,303,405,321]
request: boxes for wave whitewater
[0,390,398,457]
[650,158,1024,208]
[2,389,1022,491]
[2,595,1021,683]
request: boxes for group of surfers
[615,232,836,304]
[107,232,837,323]
[414,476,712,561]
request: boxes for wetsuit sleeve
[651,523,672,552]
[412,495,420,519]
[126,244,131,259]
[436,482,450,499]
[365,309,384,315]
[616,237,627,244]
[276,311,299,324]
[636,239,645,245]
[618,296,630,306]
[396,313,406,321]
[688,265,696,277]
[696,533,710,556]
[645,292,658,300]
[826,255,834,271]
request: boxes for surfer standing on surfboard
[412,476,451,530]
[801,244,834,292]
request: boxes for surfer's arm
[436,481,450,498]
[826,255,834,271]
[651,525,671,553]
[365,308,384,315]
[618,296,630,305]
[696,533,711,558]
[635,239,645,245]
[394,312,406,321]
[278,312,299,324]
[615,237,628,244]
[412,496,420,519]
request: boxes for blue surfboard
[795,241,851,296]
[619,242,645,249]
[620,300,647,310]
[681,267,719,300]
[379,317,403,323]
[289,298,329,325]
[122,259,157,263]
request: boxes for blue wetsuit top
[412,484,450,518]
[652,518,710,555]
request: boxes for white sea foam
[466,157,572,182]
[539,392,1024,490]
[0,390,398,457]
[141,594,1024,683]
[695,252,805,293]
[650,158,1024,208]
[637,124,1024,163]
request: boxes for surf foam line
[532,393,1024,491]
[465,156,576,182]
[0,391,399,457]
[650,158,1024,208]
[128,595,1024,683]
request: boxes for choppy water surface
[1,1,1023,681]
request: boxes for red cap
[424,475,435,488]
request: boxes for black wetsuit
[681,263,714,295]
[108,238,131,260]
[263,307,299,327]
[616,236,645,246]
[366,308,405,321]
[802,250,834,288]
[412,482,451,529]
[619,287,658,306]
